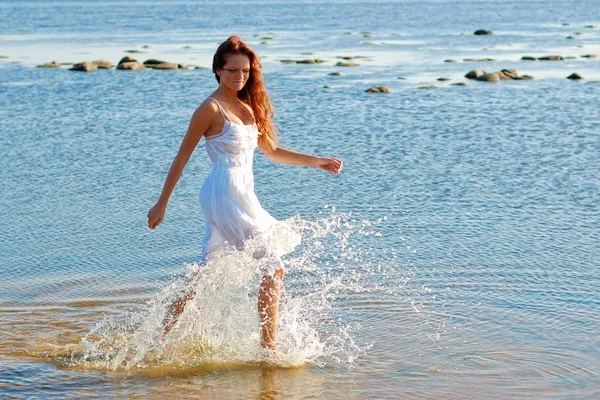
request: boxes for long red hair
[212,35,277,151]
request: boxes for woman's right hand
[147,202,166,229]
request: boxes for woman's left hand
[316,157,343,175]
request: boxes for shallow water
[1,0,600,398]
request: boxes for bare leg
[258,268,285,350]
[163,286,196,336]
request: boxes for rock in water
[476,72,500,82]
[567,73,583,80]
[465,69,485,79]
[118,56,145,70]
[365,86,390,93]
[118,56,139,64]
[117,62,145,70]
[69,62,98,72]
[336,61,360,67]
[152,62,178,70]
[499,69,518,79]
[143,59,168,66]
[92,60,113,69]
[539,55,564,61]
[521,56,538,61]
[296,59,325,64]
[474,29,494,35]
[36,60,61,68]
[513,75,534,80]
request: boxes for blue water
[1,0,599,398]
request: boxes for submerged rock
[521,56,538,61]
[336,61,359,67]
[539,55,564,61]
[463,58,495,62]
[444,59,457,63]
[474,29,494,35]
[328,72,342,76]
[567,73,583,80]
[437,77,451,81]
[69,62,98,72]
[418,85,437,90]
[513,75,534,80]
[36,60,61,68]
[296,59,325,64]
[581,54,600,58]
[451,82,468,86]
[365,86,390,93]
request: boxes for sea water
[1,0,599,398]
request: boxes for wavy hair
[212,35,277,151]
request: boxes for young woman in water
[146,35,342,352]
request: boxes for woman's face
[218,53,251,91]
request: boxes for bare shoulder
[192,97,220,121]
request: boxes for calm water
[1,0,599,398]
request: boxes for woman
[147,35,343,352]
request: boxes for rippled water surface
[1,0,599,398]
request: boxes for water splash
[69,211,382,370]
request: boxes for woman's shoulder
[192,97,220,119]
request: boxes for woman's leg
[163,286,196,335]
[258,268,285,350]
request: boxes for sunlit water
[1,0,599,398]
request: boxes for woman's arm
[262,146,343,175]
[147,100,218,229]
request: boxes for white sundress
[199,97,300,276]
